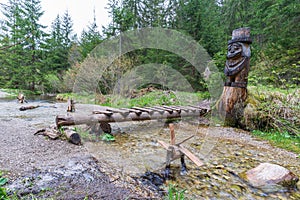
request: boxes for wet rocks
[6,156,142,199]
[245,163,299,192]
[138,171,166,196]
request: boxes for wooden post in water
[218,28,252,127]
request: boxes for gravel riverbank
[0,99,147,199]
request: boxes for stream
[0,92,299,199]
[85,120,300,199]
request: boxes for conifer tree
[79,8,102,59]
[22,0,47,90]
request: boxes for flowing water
[84,120,300,199]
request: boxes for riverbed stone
[245,163,299,191]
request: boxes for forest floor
[0,91,299,199]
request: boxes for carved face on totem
[225,42,250,77]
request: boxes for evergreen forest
[0,0,299,93]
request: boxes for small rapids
[84,120,300,199]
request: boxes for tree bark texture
[56,107,208,127]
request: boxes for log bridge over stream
[55,104,209,169]
[56,104,210,130]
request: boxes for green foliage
[107,90,209,108]
[0,178,7,186]
[0,172,8,200]
[0,0,47,91]
[75,127,97,142]
[1,0,299,93]
[43,73,61,93]
[79,8,103,60]
[252,130,300,154]
[166,184,186,200]
[249,47,300,88]
[101,133,115,142]
[245,86,299,136]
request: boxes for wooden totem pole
[218,28,252,126]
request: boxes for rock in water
[245,163,299,192]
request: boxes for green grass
[2,88,42,96]
[246,85,299,135]
[248,84,299,95]
[165,184,186,200]
[104,91,210,108]
[252,130,300,154]
[57,90,210,108]
[0,171,8,200]
[56,92,98,104]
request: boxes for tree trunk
[218,86,247,126]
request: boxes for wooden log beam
[145,107,165,113]
[132,106,154,114]
[169,124,175,145]
[152,106,173,113]
[92,110,114,116]
[106,108,130,115]
[56,108,207,127]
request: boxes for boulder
[245,163,299,192]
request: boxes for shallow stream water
[84,120,300,199]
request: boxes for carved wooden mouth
[227,49,242,59]
[227,56,245,68]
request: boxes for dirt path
[0,99,146,199]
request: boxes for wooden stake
[158,124,203,167]
[169,123,175,145]
[67,98,75,112]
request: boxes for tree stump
[17,93,27,103]
[218,28,252,127]
[67,98,75,112]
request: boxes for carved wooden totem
[218,28,252,126]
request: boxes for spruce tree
[22,0,47,90]
[79,8,102,59]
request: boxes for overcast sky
[0,0,111,36]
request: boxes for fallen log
[34,126,81,145]
[56,108,208,127]
[64,128,81,145]
[34,125,61,139]
[20,105,39,111]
